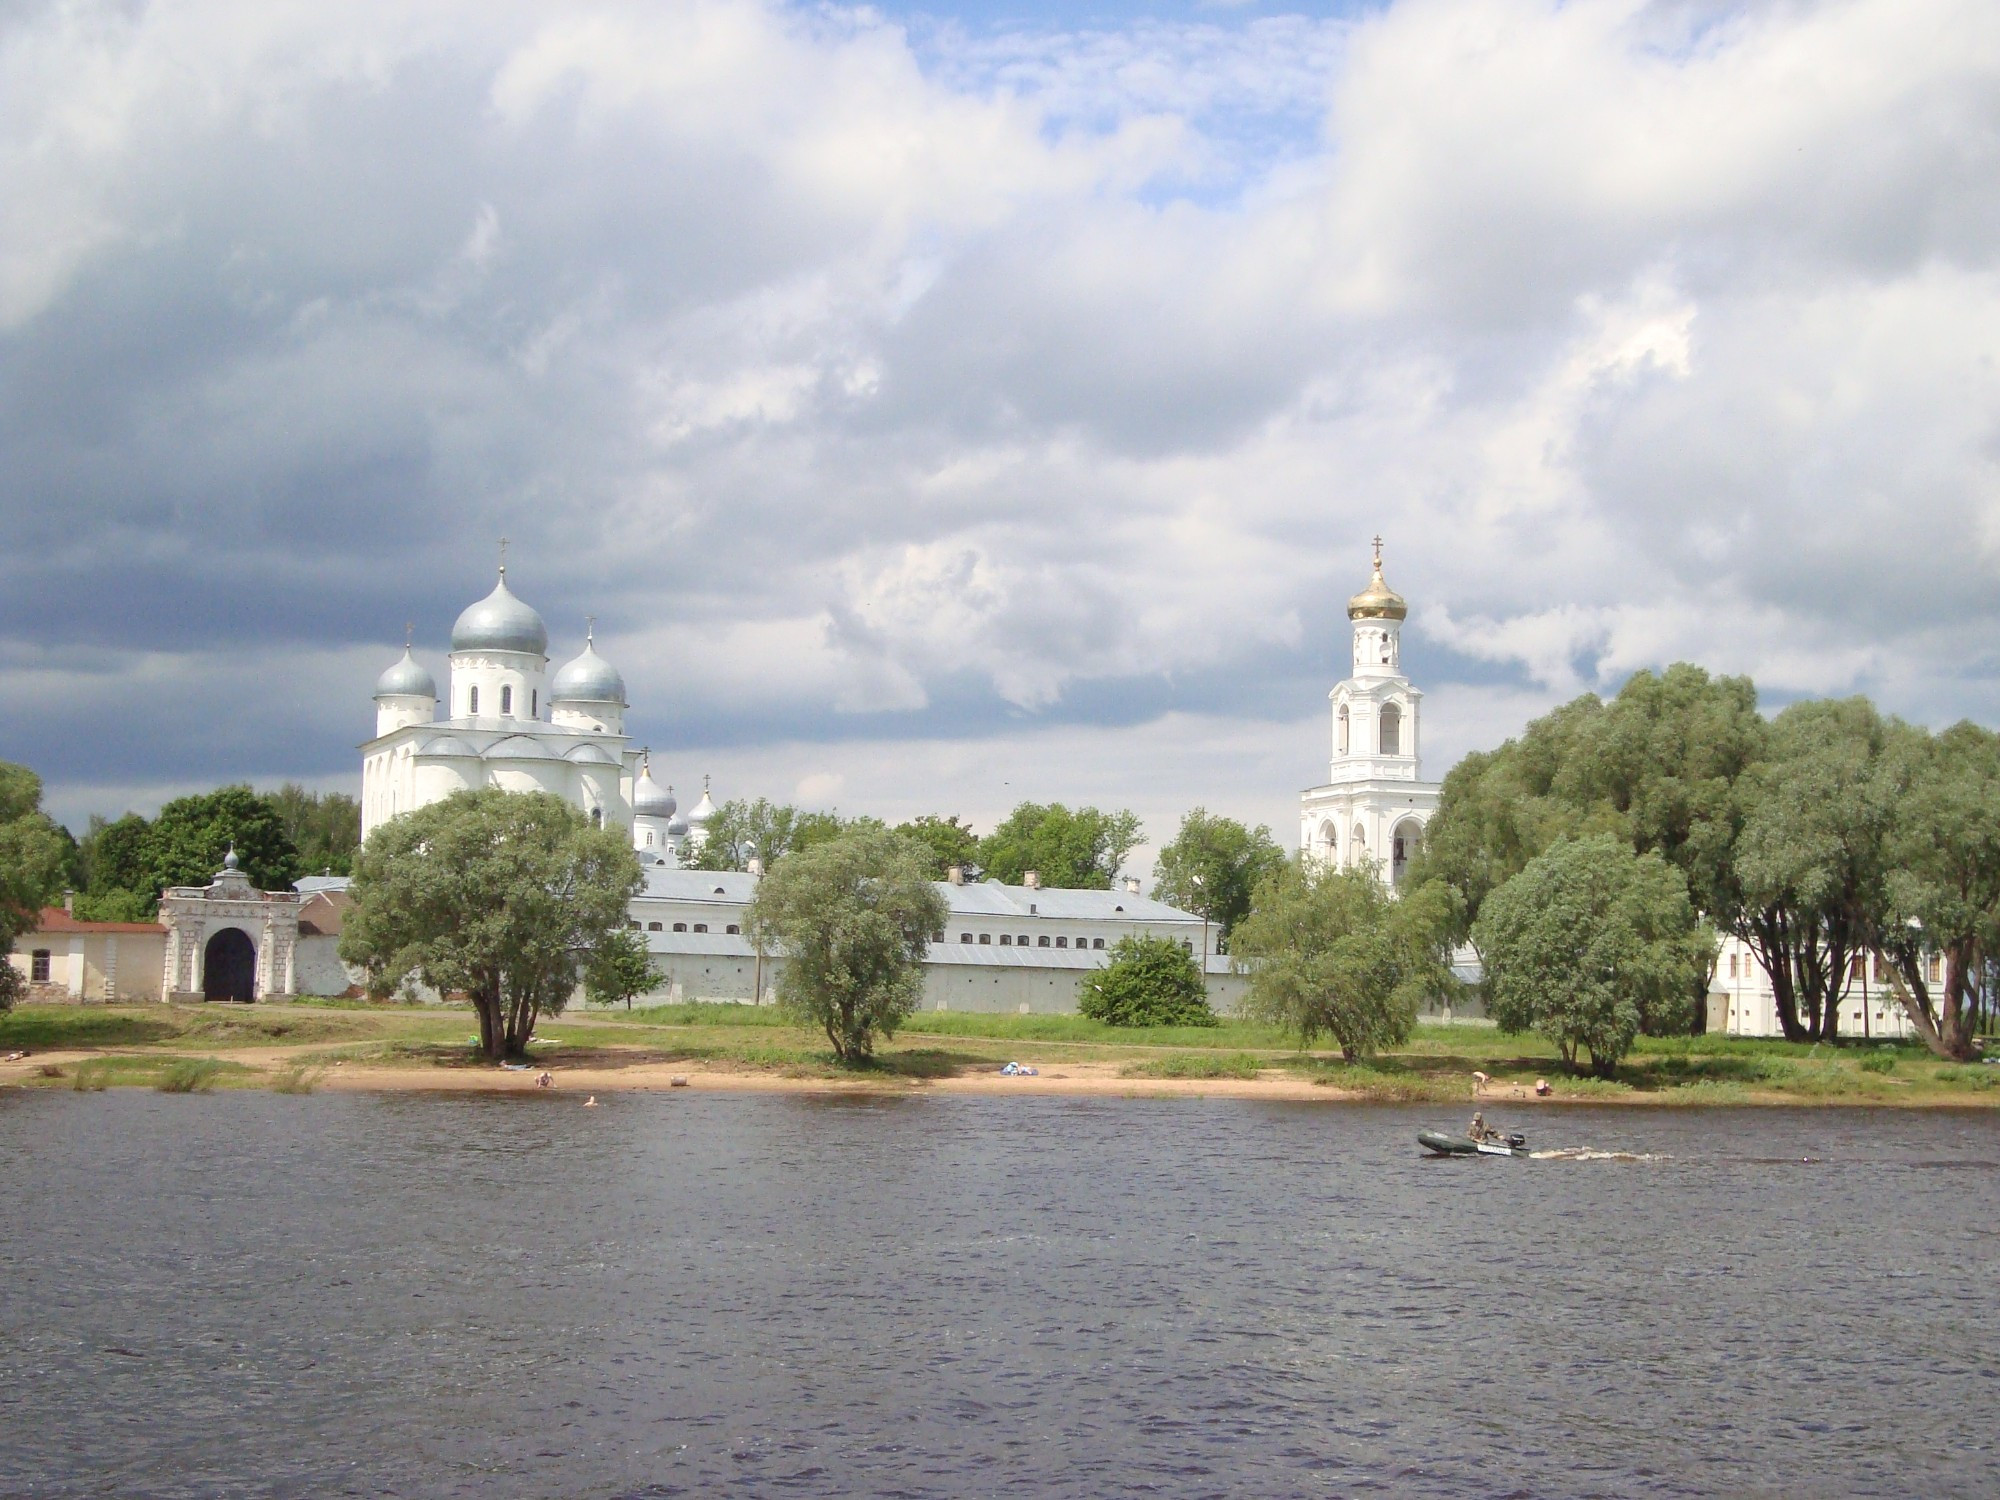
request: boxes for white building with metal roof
[609,866,1246,1015]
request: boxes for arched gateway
[202,928,256,1001]
[159,849,299,1002]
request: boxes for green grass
[156,1057,233,1093]
[268,1062,325,1094]
[1120,1052,1264,1080]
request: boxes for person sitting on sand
[536,1071,554,1088]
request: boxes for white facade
[1707,935,1921,1039]
[1300,541,1440,887]
[600,867,1246,1015]
[361,568,713,856]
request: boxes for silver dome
[416,734,479,758]
[686,776,718,826]
[564,742,620,766]
[633,762,677,819]
[551,635,625,704]
[374,646,436,700]
[451,570,548,656]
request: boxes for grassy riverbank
[2,1001,1995,1105]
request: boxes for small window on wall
[960,933,972,943]
[1018,935,1028,946]
[531,689,538,718]
[1055,936,1068,948]
[646,831,655,846]
[469,686,479,715]
[693,923,708,934]
[1380,703,1402,756]
[31,949,50,982]
[501,685,513,716]
[1930,955,1943,982]
[647,921,663,931]
[1092,938,1105,950]
[999,934,1013,946]
[673,922,687,933]
[1337,704,1350,755]
[1037,935,1050,947]
[726,924,740,935]
[979,933,991,945]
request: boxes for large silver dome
[374,646,436,700]
[452,570,548,656]
[551,635,626,704]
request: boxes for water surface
[1,1091,1993,1497]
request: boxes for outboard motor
[1506,1133,1527,1151]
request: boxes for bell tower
[1300,538,1440,888]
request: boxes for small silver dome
[564,742,620,766]
[551,633,625,704]
[374,646,436,700]
[686,775,718,827]
[416,734,479,758]
[633,762,677,819]
[451,569,548,656]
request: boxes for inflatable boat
[1418,1128,1529,1158]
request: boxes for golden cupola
[1347,537,1407,621]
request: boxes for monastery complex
[7,545,1903,1035]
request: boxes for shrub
[1077,936,1216,1028]
[1858,1051,1896,1075]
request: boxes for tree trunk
[474,985,502,1062]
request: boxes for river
[1,1091,1994,1497]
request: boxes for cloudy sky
[3,0,1996,864]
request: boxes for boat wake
[1529,1147,1668,1162]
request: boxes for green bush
[1077,936,1217,1028]
[1119,1052,1261,1080]
[1858,1051,1897,1075]
[69,1059,111,1091]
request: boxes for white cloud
[4,0,2000,826]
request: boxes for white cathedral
[1300,541,1440,887]
[361,565,716,864]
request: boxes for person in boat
[1466,1111,1492,1142]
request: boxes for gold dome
[1347,537,1407,621]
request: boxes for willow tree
[744,828,947,1062]
[1475,835,1714,1076]
[1875,722,2000,1060]
[341,789,643,1061]
[1230,861,1458,1061]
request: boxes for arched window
[979,933,991,945]
[647,921,663,931]
[645,831,654,846]
[531,689,538,718]
[468,686,479,715]
[1319,822,1337,860]
[1380,703,1401,756]
[726,924,740,935]
[1000,934,1012,945]
[960,933,973,943]
[693,923,708,934]
[673,922,687,932]
[501,685,513,716]
[1337,704,1350,755]
[1091,938,1105,950]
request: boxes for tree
[743,828,947,1062]
[1230,860,1457,1060]
[77,813,155,916]
[145,786,301,897]
[977,802,1142,889]
[0,761,72,1010]
[1874,722,2000,1060]
[1474,835,1714,1077]
[268,784,362,876]
[892,814,982,879]
[1077,935,1216,1027]
[1726,699,1901,1042]
[586,924,659,1012]
[689,799,865,871]
[1151,808,1286,951]
[1413,664,1762,958]
[340,790,643,1061]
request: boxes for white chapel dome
[551,633,626,704]
[374,646,436,700]
[452,569,549,656]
